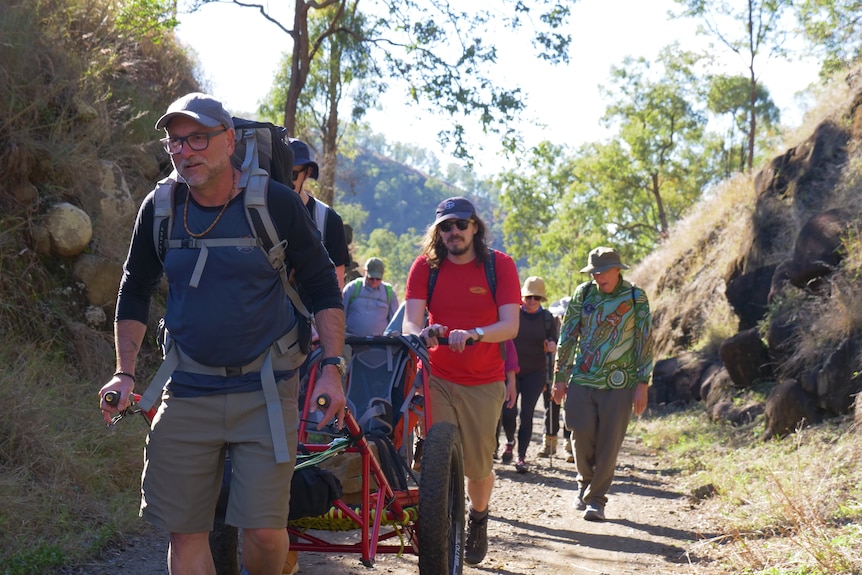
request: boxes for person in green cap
[551,246,654,522]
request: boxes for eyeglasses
[291,168,305,182]
[438,219,471,233]
[160,128,227,154]
[524,295,543,301]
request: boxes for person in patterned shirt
[551,246,653,522]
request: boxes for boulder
[76,161,138,262]
[764,302,798,366]
[651,352,715,404]
[44,202,92,257]
[725,264,776,330]
[73,254,123,307]
[719,328,773,388]
[701,367,734,414]
[762,379,821,439]
[786,208,850,289]
[816,337,862,416]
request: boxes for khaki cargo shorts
[428,375,505,481]
[140,376,298,532]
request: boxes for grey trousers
[563,384,635,506]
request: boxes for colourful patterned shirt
[554,278,653,390]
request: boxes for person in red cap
[403,196,521,566]
[551,246,654,522]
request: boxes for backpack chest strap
[166,237,259,288]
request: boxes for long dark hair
[419,213,491,269]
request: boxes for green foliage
[672,0,795,171]
[499,46,722,300]
[795,0,862,76]
[707,74,782,175]
[0,544,67,575]
[206,0,572,162]
[352,227,423,297]
[115,0,179,42]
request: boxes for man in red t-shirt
[403,196,520,566]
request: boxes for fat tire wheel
[418,421,465,575]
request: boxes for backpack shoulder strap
[385,283,393,305]
[152,172,179,264]
[238,129,311,320]
[484,249,497,302]
[426,261,439,307]
[348,278,362,304]
[543,308,553,337]
[312,196,329,241]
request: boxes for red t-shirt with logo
[405,251,521,385]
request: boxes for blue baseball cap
[289,139,320,180]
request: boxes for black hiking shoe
[501,442,514,464]
[464,514,489,565]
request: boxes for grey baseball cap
[155,93,233,131]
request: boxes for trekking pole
[102,390,157,427]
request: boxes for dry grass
[632,407,862,575]
[630,173,757,359]
[0,343,147,572]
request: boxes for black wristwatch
[320,356,346,375]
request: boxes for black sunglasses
[291,168,305,182]
[524,295,543,301]
[438,219,471,232]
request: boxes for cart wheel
[418,422,465,575]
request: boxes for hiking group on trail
[97,91,654,575]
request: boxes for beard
[176,153,230,189]
[445,234,473,256]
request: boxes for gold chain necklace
[183,171,236,239]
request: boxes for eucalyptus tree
[672,0,794,172]
[187,0,572,161]
[259,3,379,206]
[707,74,780,176]
[499,46,719,291]
[599,46,716,241]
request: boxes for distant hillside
[336,148,460,236]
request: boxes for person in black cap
[551,246,654,522]
[98,92,346,575]
[403,196,521,566]
[288,138,350,289]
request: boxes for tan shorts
[140,376,298,532]
[428,375,505,480]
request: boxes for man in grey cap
[342,256,399,336]
[551,246,654,522]
[99,92,346,575]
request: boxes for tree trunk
[651,172,669,238]
[284,0,311,136]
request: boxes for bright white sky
[175,0,821,175]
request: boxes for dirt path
[57,419,708,575]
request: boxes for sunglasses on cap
[438,219,471,232]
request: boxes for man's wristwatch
[473,327,485,342]
[320,356,346,375]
